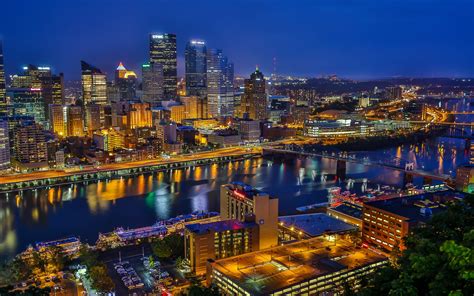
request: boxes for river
[0,98,472,260]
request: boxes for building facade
[220,182,278,250]
[241,68,267,120]
[206,49,234,118]
[149,33,177,99]
[184,220,259,274]
[142,62,164,105]
[0,41,6,115]
[185,40,207,97]
[81,61,107,124]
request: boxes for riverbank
[306,128,447,152]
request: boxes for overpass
[262,147,451,183]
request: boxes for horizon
[1,0,473,80]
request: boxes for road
[0,147,260,185]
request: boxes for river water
[0,98,472,260]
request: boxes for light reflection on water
[0,136,470,259]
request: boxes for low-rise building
[455,165,474,193]
[184,219,259,274]
[362,193,458,251]
[206,236,388,296]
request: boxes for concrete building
[0,119,10,172]
[13,121,48,170]
[67,105,84,137]
[220,182,278,250]
[456,165,474,193]
[49,104,67,137]
[362,193,457,251]
[241,68,267,120]
[206,236,388,296]
[239,120,261,142]
[184,219,259,274]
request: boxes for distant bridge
[262,147,451,182]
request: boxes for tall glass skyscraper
[81,61,107,127]
[185,40,207,97]
[0,41,5,116]
[206,49,234,118]
[149,33,177,99]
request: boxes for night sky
[1,0,473,80]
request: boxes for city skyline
[0,0,473,80]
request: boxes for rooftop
[279,213,357,237]
[330,202,363,219]
[226,182,274,199]
[185,219,257,235]
[364,192,459,222]
[210,236,387,295]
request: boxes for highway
[0,147,261,186]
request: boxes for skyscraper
[67,105,84,137]
[114,62,137,101]
[0,41,6,116]
[81,61,107,125]
[81,61,107,106]
[185,40,207,97]
[206,49,234,118]
[10,65,63,124]
[13,121,48,169]
[0,119,10,172]
[49,104,67,137]
[8,88,47,127]
[149,33,177,99]
[142,62,164,105]
[241,68,267,120]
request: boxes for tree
[188,282,220,296]
[358,194,474,296]
[151,238,173,259]
[88,265,115,293]
[151,233,185,259]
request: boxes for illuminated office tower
[13,121,48,169]
[10,65,63,123]
[49,104,67,137]
[0,119,10,171]
[0,41,6,116]
[115,62,137,100]
[8,88,47,127]
[113,101,152,130]
[185,40,207,97]
[220,182,279,250]
[181,96,208,119]
[81,61,107,124]
[67,105,84,137]
[142,62,164,104]
[149,33,177,99]
[241,68,267,120]
[206,49,234,118]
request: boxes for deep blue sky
[1,0,473,80]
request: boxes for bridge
[0,147,261,192]
[262,147,451,183]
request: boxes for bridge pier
[465,139,471,151]
[336,160,346,181]
[402,172,414,187]
[423,177,433,185]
